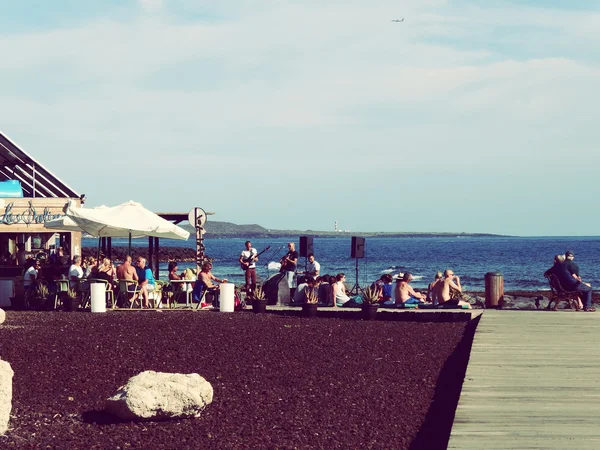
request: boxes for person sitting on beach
[68,255,84,289]
[374,274,394,305]
[544,254,594,312]
[434,269,472,309]
[199,262,227,307]
[318,274,331,305]
[392,272,426,307]
[135,257,156,308]
[332,273,363,308]
[427,272,443,306]
[293,277,310,304]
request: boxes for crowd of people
[238,240,471,309]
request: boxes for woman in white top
[332,273,363,308]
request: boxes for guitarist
[280,242,299,295]
[239,241,259,294]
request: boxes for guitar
[240,246,271,270]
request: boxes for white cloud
[0,0,599,233]
[138,0,164,14]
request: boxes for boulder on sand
[105,371,213,421]
[0,359,14,435]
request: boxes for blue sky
[1,0,599,236]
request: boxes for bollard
[219,283,235,312]
[484,272,504,308]
[90,283,107,313]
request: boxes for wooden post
[485,272,504,308]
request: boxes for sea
[82,236,600,292]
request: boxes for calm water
[83,236,600,291]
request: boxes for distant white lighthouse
[334,221,338,232]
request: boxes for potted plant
[360,285,380,320]
[30,283,50,311]
[302,288,318,318]
[63,287,81,312]
[251,286,267,313]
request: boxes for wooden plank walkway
[448,310,600,449]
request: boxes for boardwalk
[448,310,600,449]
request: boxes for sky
[1,0,599,236]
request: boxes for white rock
[105,371,213,421]
[0,309,5,325]
[0,359,14,435]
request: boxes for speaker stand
[349,258,363,296]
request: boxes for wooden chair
[545,274,581,311]
[118,279,142,309]
[87,278,116,310]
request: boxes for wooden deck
[448,309,600,449]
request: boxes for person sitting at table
[68,255,84,289]
[168,261,184,282]
[84,256,98,278]
[199,261,227,307]
[96,257,116,290]
[116,255,139,306]
[135,257,155,308]
[23,259,41,290]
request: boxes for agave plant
[305,288,319,304]
[34,283,50,299]
[252,285,266,301]
[362,284,381,305]
[67,287,79,299]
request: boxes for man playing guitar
[280,242,299,293]
[239,240,259,294]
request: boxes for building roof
[0,131,81,199]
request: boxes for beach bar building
[0,131,83,306]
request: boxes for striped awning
[0,131,81,199]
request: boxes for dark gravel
[0,311,475,449]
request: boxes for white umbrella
[63,200,190,241]
[44,215,84,232]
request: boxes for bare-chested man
[116,255,137,280]
[394,272,426,306]
[434,269,472,309]
[199,262,227,306]
[116,255,139,305]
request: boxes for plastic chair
[53,279,70,310]
[192,282,208,310]
[87,278,116,310]
[169,280,192,308]
[118,279,142,309]
[78,279,91,309]
[149,280,166,309]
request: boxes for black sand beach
[0,311,476,449]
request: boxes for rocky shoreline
[81,246,197,263]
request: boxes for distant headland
[182,221,508,239]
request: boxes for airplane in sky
[391,18,404,22]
